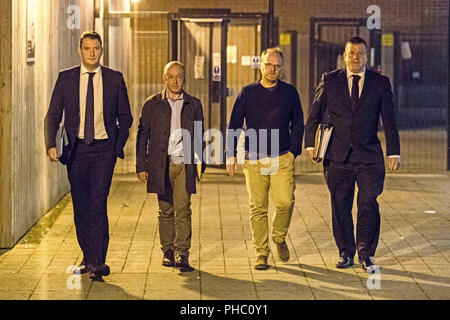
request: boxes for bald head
[163,61,185,95]
[164,61,185,76]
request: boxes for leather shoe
[74,258,90,275]
[254,255,269,270]
[175,253,194,272]
[359,257,380,274]
[89,273,105,282]
[275,241,290,262]
[89,263,110,281]
[336,256,354,268]
[162,249,175,267]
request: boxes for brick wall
[129,0,448,35]
[275,0,448,34]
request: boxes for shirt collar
[163,88,184,101]
[346,67,366,79]
[80,64,102,75]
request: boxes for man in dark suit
[44,31,133,281]
[305,37,400,273]
[136,61,205,272]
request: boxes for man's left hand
[388,157,401,171]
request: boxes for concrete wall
[0,0,94,248]
[0,0,14,248]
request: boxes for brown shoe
[254,255,269,270]
[276,241,290,262]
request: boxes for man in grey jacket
[136,61,205,272]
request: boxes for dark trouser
[157,157,192,257]
[323,159,385,260]
[67,139,117,266]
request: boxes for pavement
[1,168,450,300]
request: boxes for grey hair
[163,61,185,75]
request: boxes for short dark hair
[346,37,367,47]
[79,31,102,48]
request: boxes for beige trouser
[157,158,192,257]
[243,152,296,257]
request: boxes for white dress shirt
[78,64,108,139]
[167,92,184,157]
[346,67,366,98]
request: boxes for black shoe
[254,255,269,270]
[74,258,90,275]
[89,262,110,281]
[359,257,380,274]
[175,253,194,272]
[89,273,105,282]
[336,256,354,269]
[162,249,175,267]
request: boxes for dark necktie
[350,74,361,111]
[84,72,95,144]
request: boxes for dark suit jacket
[44,65,133,164]
[136,89,205,194]
[305,68,400,164]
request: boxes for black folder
[313,123,333,162]
[56,125,69,159]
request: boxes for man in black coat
[44,31,133,281]
[305,37,400,273]
[136,61,205,272]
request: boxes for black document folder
[56,125,68,159]
[313,123,333,162]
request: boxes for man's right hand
[137,172,148,183]
[307,149,319,163]
[226,157,238,176]
[47,147,58,162]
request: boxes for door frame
[169,9,271,167]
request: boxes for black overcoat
[136,89,205,194]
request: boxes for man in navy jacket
[305,37,400,273]
[226,47,304,270]
[44,31,133,281]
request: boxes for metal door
[171,12,264,166]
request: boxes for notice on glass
[241,55,251,66]
[227,45,237,64]
[194,55,205,79]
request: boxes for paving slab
[0,170,449,300]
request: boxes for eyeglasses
[263,63,282,70]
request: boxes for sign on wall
[27,0,37,63]
[212,52,221,81]
[250,56,260,69]
[194,56,205,79]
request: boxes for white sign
[67,5,81,30]
[250,56,260,69]
[212,52,221,81]
[27,0,37,62]
[194,55,205,79]
[227,45,237,64]
[241,55,251,66]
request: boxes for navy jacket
[44,65,133,164]
[305,68,400,163]
[227,80,304,158]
